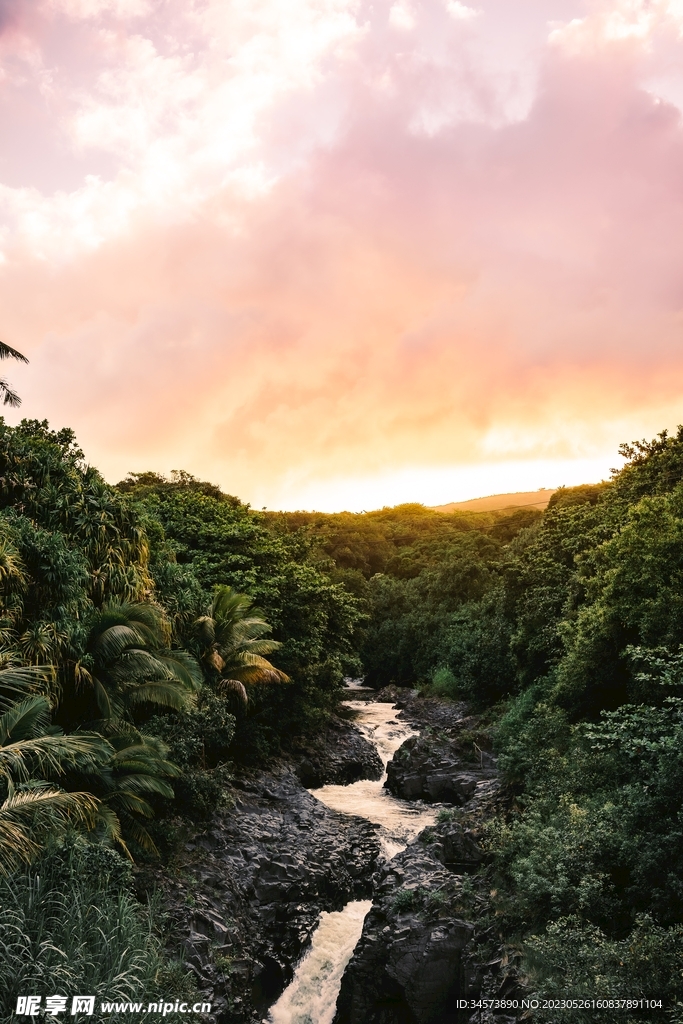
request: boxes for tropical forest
[2,336,683,1023]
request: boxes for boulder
[385,734,494,806]
[293,714,384,787]
[334,819,484,1024]
[372,687,469,732]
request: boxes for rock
[385,734,496,806]
[334,819,484,1024]
[431,823,484,872]
[372,687,469,732]
[138,767,381,1024]
[293,714,384,787]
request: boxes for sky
[1,0,683,510]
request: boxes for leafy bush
[146,691,236,818]
[525,915,683,1022]
[429,666,458,698]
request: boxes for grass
[0,836,196,1023]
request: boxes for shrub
[430,666,458,698]
[525,915,683,1022]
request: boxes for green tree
[0,667,108,872]
[194,585,288,705]
[552,487,683,717]
[70,601,202,728]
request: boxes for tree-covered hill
[330,431,683,1019]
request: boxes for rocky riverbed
[334,818,482,1024]
[138,716,384,1023]
[142,690,512,1024]
[332,689,511,1024]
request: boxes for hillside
[432,488,556,513]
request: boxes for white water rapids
[266,688,437,1024]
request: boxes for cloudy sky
[0,0,682,509]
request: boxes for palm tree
[76,601,202,725]
[0,686,109,873]
[0,664,51,713]
[95,731,180,856]
[0,667,179,863]
[0,787,99,875]
[0,341,28,407]
[0,632,195,861]
[194,586,289,705]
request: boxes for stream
[266,687,437,1024]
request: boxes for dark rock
[293,714,384,787]
[139,767,381,1024]
[385,734,496,807]
[372,687,469,732]
[430,823,484,872]
[334,819,484,1024]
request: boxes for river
[266,687,437,1024]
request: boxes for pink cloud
[1,0,683,505]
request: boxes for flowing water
[267,900,372,1024]
[312,699,438,858]
[266,689,437,1024]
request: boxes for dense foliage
[309,432,683,1017]
[117,471,362,761]
[7,407,683,1016]
[0,423,362,1007]
[265,501,541,693]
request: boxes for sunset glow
[2,0,683,508]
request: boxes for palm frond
[110,743,179,778]
[113,774,175,799]
[235,666,289,685]
[0,342,28,363]
[91,801,132,859]
[112,807,159,855]
[0,819,37,873]
[93,675,114,719]
[109,732,167,757]
[0,665,52,713]
[0,696,51,744]
[123,680,191,710]
[228,618,275,642]
[210,586,254,624]
[224,652,290,684]
[232,638,283,658]
[97,602,168,647]
[89,624,143,663]
[106,791,155,818]
[155,650,203,691]
[0,380,21,407]
[218,678,249,705]
[0,731,113,783]
[0,788,99,874]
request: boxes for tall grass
[0,838,164,1022]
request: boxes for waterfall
[265,696,436,1023]
[267,901,372,1024]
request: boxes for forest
[2,415,683,1019]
